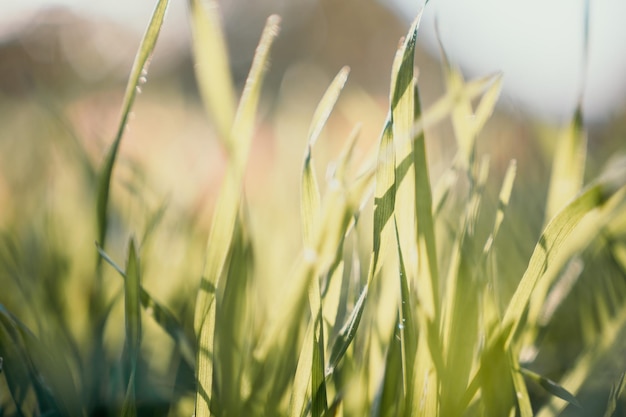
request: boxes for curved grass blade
[96,0,169,249]
[189,0,237,144]
[502,180,626,348]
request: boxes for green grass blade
[122,238,142,417]
[96,244,196,367]
[189,0,236,143]
[502,180,626,347]
[519,367,582,409]
[96,0,169,248]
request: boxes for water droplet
[398,323,405,330]
[135,86,142,94]
[139,76,147,84]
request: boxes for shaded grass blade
[121,238,142,417]
[96,244,196,367]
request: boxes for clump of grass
[1,0,626,417]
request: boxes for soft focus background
[1,0,626,415]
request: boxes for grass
[1,0,626,416]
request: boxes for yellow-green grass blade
[510,353,533,417]
[302,67,350,247]
[96,244,196,367]
[195,17,281,326]
[189,0,236,143]
[96,0,169,249]
[545,106,587,222]
[502,180,626,347]
[122,238,142,417]
[230,15,281,168]
[390,12,420,310]
[194,19,280,417]
[308,66,350,149]
[290,320,314,417]
[214,217,254,415]
[483,159,517,257]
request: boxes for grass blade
[545,106,587,222]
[96,0,169,249]
[502,180,626,347]
[121,238,142,417]
[189,0,236,142]
[96,244,196,367]
[194,16,280,417]
[519,367,582,409]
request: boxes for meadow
[1,0,626,416]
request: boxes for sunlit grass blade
[194,17,280,417]
[189,0,236,143]
[302,67,350,246]
[311,310,328,417]
[96,244,196,367]
[502,179,626,347]
[545,106,587,222]
[96,0,169,249]
[290,321,315,417]
[483,160,517,257]
[390,12,420,308]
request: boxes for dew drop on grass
[398,323,405,330]
[135,86,142,94]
